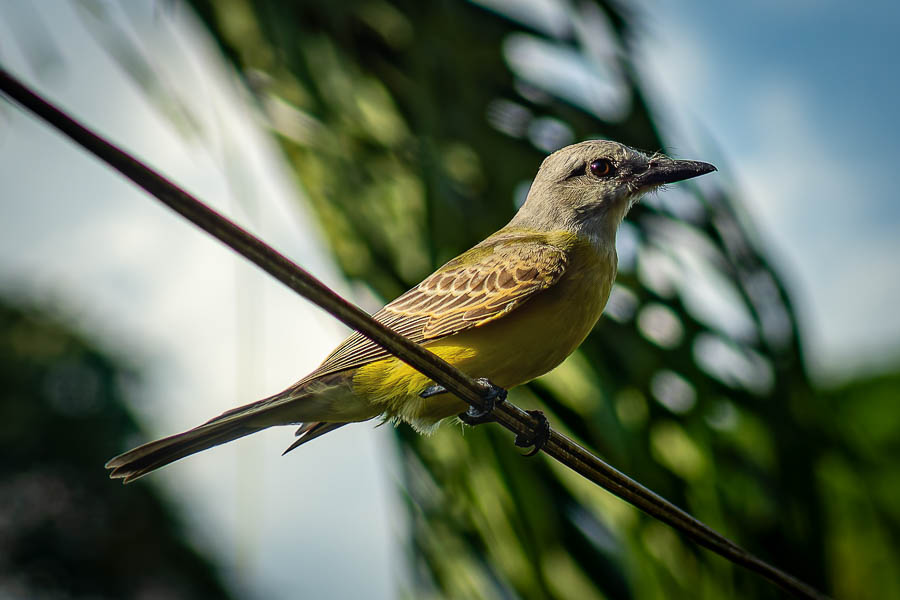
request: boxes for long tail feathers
[105,418,266,484]
[106,402,351,484]
[106,374,360,483]
[106,390,290,483]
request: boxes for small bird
[106,140,715,483]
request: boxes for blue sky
[635,0,900,380]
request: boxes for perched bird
[106,140,715,483]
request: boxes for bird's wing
[298,234,569,383]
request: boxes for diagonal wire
[0,66,830,600]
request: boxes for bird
[105,140,715,483]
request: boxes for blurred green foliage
[0,300,235,599]
[181,1,900,598]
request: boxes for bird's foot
[420,383,447,398]
[514,410,550,457]
[457,378,508,425]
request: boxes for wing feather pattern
[297,233,568,384]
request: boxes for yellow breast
[353,234,616,431]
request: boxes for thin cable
[0,66,830,600]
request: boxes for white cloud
[0,2,399,599]
[633,6,900,381]
[733,81,900,378]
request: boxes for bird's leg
[457,378,508,425]
[514,410,550,457]
[419,383,447,398]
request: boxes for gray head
[509,140,715,241]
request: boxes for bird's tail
[106,391,299,484]
[106,372,370,483]
[106,415,259,484]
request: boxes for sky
[634,0,900,381]
[1,0,899,598]
[0,3,400,599]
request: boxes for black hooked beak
[635,158,716,188]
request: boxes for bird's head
[510,140,716,241]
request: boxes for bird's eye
[590,158,616,178]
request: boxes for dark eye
[590,158,616,178]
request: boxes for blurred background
[1,1,898,599]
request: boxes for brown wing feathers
[301,236,568,382]
[395,248,564,338]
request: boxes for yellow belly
[352,237,615,431]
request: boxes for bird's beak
[635,158,717,188]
